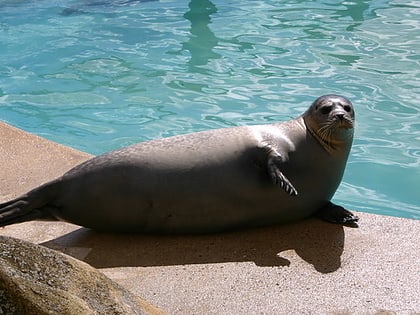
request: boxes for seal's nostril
[336,113,345,120]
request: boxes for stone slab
[1,121,419,314]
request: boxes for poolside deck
[1,121,419,314]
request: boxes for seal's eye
[320,106,332,114]
[343,105,352,112]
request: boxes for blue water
[0,0,419,219]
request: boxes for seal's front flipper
[267,152,298,196]
[316,201,359,227]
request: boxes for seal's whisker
[318,122,334,143]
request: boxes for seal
[0,94,358,233]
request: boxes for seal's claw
[281,179,298,196]
[266,150,298,196]
[269,167,298,196]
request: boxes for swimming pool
[0,0,419,219]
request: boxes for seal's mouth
[330,112,354,130]
[335,118,354,129]
[317,118,353,144]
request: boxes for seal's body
[0,95,358,233]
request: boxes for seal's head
[303,94,355,153]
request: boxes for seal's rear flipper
[0,182,59,227]
[316,201,359,227]
[0,198,40,227]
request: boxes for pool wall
[0,121,419,314]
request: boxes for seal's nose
[335,113,345,120]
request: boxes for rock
[0,236,165,315]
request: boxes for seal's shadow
[42,219,346,273]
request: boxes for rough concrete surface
[0,121,419,314]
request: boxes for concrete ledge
[1,121,419,314]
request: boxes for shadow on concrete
[42,219,346,273]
